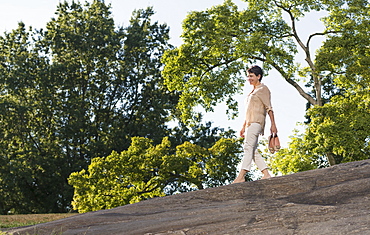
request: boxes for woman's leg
[233,123,261,183]
[253,150,271,179]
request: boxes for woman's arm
[268,110,278,134]
[240,120,246,138]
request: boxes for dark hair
[247,65,263,81]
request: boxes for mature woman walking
[232,65,278,183]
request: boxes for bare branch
[255,55,317,105]
[273,2,324,105]
[307,30,341,47]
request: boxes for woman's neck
[253,81,261,88]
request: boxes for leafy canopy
[162,0,370,168]
[271,0,370,170]
[68,137,243,213]
[0,0,244,214]
[0,1,175,214]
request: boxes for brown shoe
[273,134,281,152]
[268,134,275,154]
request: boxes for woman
[232,65,278,183]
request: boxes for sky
[0,0,327,148]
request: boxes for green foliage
[315,0,370,101]
[161,0,299,121]
[0,1,177,214]
[0,22,67,214]
[271,82,370,172]
[162,0,370,170]
[269,128,328,175]
[2,0,369,215]
[306,87,370,164]
[275,0,370,168]
[163,0,370,120]
[68,137,243,213]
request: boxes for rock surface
[8,159,370,235]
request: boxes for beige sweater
[244,83,273,134]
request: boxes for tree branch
[274,1,323,106]
[307,30,341,47]
[271,60,317,105]
[255,55,317,105]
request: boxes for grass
[0,213,77,229]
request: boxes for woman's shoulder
[255,83,271,94]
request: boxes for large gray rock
[8,159,370,235]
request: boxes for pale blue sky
[0,0,326,147]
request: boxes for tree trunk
[326,152,337,166]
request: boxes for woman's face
[247,72,261,86]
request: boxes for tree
[0,23,65,214]
[270,84,370,174]
[68,136,243,213]
[309,0,370,164]
[0,0,240,214]
[270,0,370,169]
[44,2,177,158]
[269,127,328,175]
[161,0,370,165]
[0,1,178,214]
[113,7,179,147]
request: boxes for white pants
[240,123,268,171]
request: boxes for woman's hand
[240,126,246,138]
[270,124,278,135]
